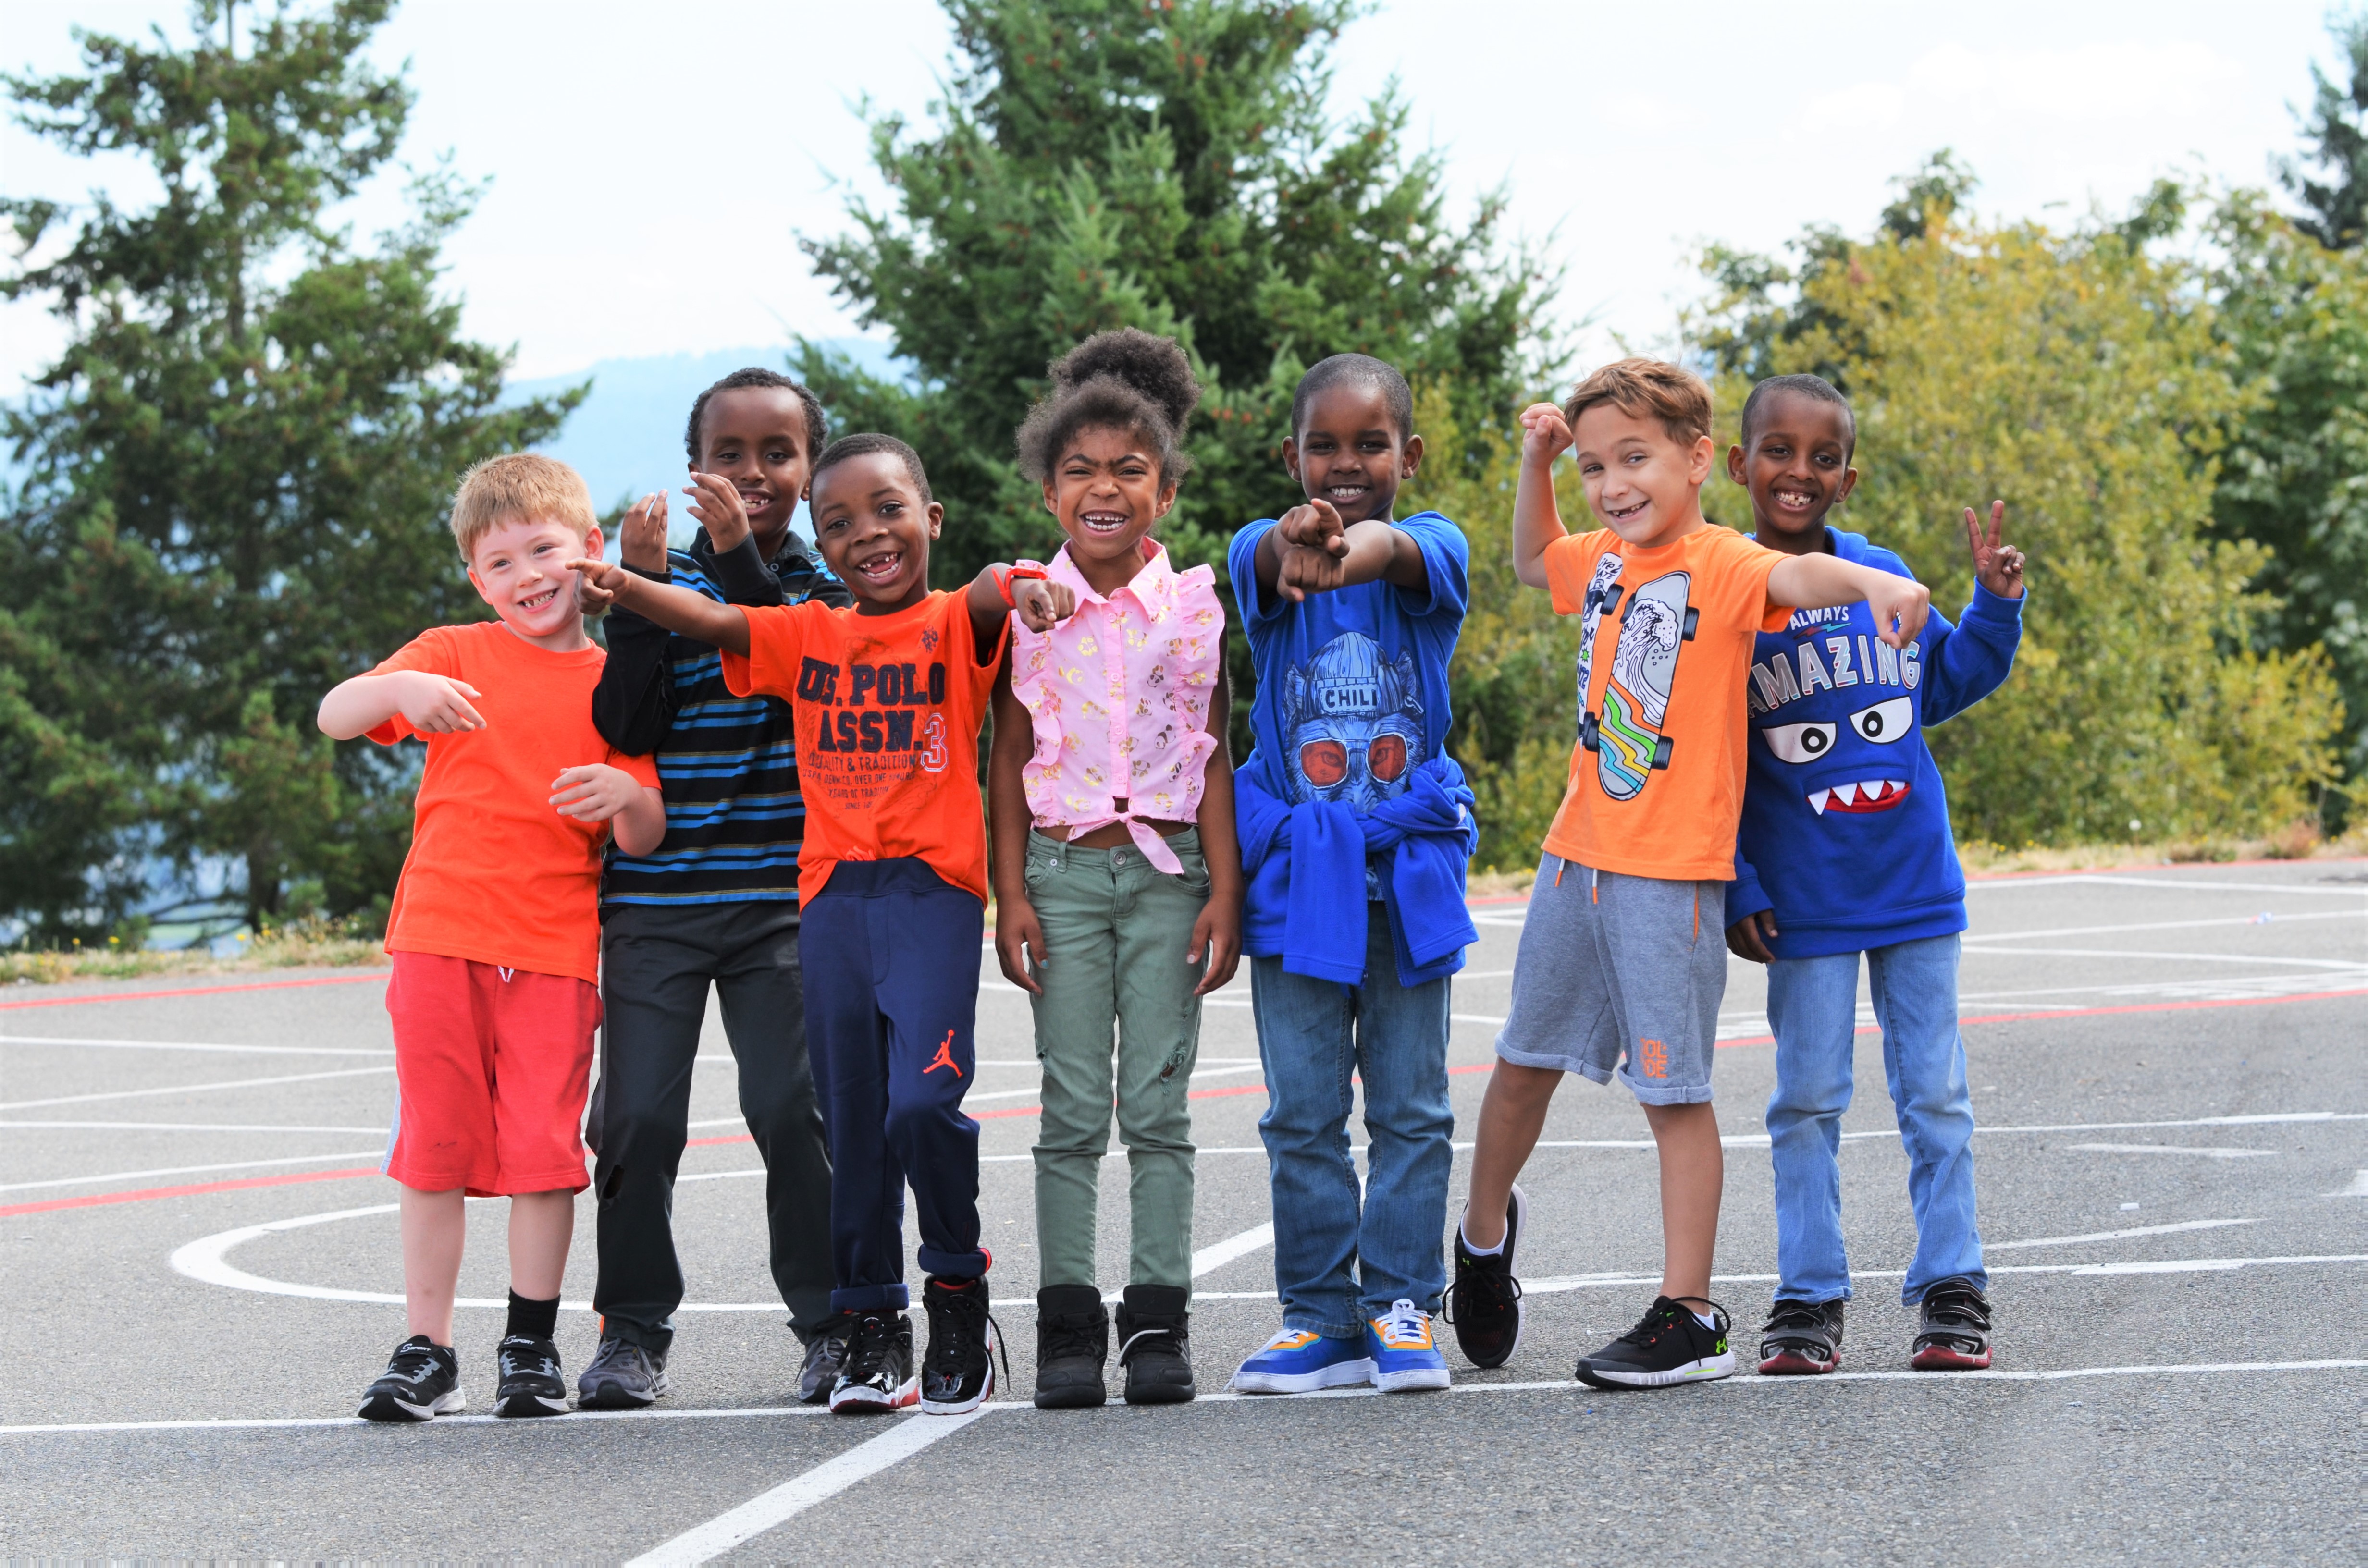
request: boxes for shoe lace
[922,1282,1011,1390]
[498,1336,556,1377]
[587,1338,649,1380]
[386,1341,443,1381]
[1043,1309,1106,1363]
[1373,1298,1431,1349]
[1762,1300,1831,1337]
[842,1312,898,1382]
[1443,1259,1521,1325]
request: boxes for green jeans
[1024,827,1207,1290]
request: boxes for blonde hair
[1562,357,1714,447]
[449,453,598,560]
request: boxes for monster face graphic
[1586,570,1698,802]
[1759,694,1916,815]
[1282,631,1427,809]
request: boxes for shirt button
[1113,850,1128,866]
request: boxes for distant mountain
[507,338,908,519]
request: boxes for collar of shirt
[1038,537,1180,621]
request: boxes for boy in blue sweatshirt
[1720,374,2025,1374]
[1224,354,1478,1396]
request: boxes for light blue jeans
[1765,932,1986,1306]
[1250,910,1454,1338]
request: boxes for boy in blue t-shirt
[1720,375,2025,1374]
[1224,354,1478,1396]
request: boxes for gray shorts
[1494,856,1728,1105]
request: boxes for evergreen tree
[794,0,1548,591]
[2281,8,2368,249]
[0,0,578,939]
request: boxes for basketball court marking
[0,1065,394,1114]
[0,1035,395,1057]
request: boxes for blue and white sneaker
[1365,1299,1451,1392]
[1228,1327,1375,1394]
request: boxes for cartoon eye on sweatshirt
[1755,695,1918,816]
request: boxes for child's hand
[994,893,1047,995]
[1964,501,2024,599]
[684,471,753,553]
[1518,402,1574,466]
[1865,573,1931,649]
[1725,910,1778,964]
[1273,540,1350,602]
[1010,578,1076,633]
[550,763,644,824]
[1188,895,1242,996]
[395,671,486,734]
[1276,498,1350,559]
[618,491,670,573]
[567,554,632,614]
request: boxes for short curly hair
[1014,328,1200,484]
[683,368,827,466]
[1289,353,1414,443]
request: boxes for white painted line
[2067,1143,2278,1159]
[1963,908,2367,942]
[1980,1111,2367,1135]
[1985,1218,2257,1250]
[8,1356,2363,1441]
[623,1409,986,1567]
[1499,1254,2368,1297]
[0,1035,394,1057]
[2327,1171,2368,1198]
[1190,1222,1274,1277]
[0,1151,382,1194]
[0,1065,393,1113]
[1966,873,2368,898]
[0,1120,390,1134]
[1960,945,2366,972]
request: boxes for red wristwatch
[996,564,1051,608]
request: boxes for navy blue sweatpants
[799,857,986,1312]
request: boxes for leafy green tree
[1,0,577,939]
[2281,8,2368,249]
[1691,162,2343,845]
[794,0,1548,595]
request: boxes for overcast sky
[0,0,2343,390]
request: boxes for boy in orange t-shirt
[318,454,665,1424]
[1445,360,1930,1392]
[573,433,1074,1418]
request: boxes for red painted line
[0,972,387,1012]
[0,1165,380,1219]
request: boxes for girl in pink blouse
[988,330,1243,1411]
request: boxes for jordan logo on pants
[924,1030,962,1077]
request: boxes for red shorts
[382,951,599,1197]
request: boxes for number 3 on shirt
[921,713,947,773]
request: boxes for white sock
[1692,1308,1718,1331]
[1459,1218,1505,1258]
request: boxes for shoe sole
[1122,1380,1195,1405]
[358,1388,465,1422]
[576,1379,665,1410]
[1036,1383,1109,1409]
[1911,1345,1991,1371]
[830,1375,920,1414]
[1372,1365,1452,1393]
[1575,1350,1737,1390]
[1228,1357,1376,1395]
[494,1391,569,1418]
[1756,1348,1841,1375]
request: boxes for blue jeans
[1250,910,1453,1338]
[1765,932,1986,1306]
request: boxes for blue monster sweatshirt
[1725,526,2024,959]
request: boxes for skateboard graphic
[1582,569,1698,801]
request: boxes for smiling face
[808,451,941,614]
[1727,390,1858,550]
[467,515,601,650]
[1043,424,1175,591]
[693,387,816,556]
[1283,381,1422,526]
[1570,403,1715,550]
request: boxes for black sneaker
[1446,1183,1527,1369]
[493,1334,568,1417]
[358,1335,463,1422]
[1757,1298,1845,1375]
[828,1310,917,1414]
[576,1335,669,1409]
[1575,1297,1737,1390]
[919,1270,1006,1414]
[1115,1284,1194,1406]
[797,1314,856,1406]
[1033,1285,1109,1409]
[1911,1277,1993,1371]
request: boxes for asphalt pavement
[2,859,2363,1563]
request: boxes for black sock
[506,1289,559,1342]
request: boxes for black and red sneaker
[919,1264,1007,1414]
[1911,1278,1993,1370]
[1757,1298,1845,1375]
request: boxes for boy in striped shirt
[577,370,855,1408]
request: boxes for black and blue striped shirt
[593,531,852,908]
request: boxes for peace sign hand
[1964,500,2024,599]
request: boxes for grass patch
[2,916,387,988]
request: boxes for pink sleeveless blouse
[1010,540,1226,874]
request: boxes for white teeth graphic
[1834,781,1860,805]
[1887,779,1905,792]
[1809,789,1831,815]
